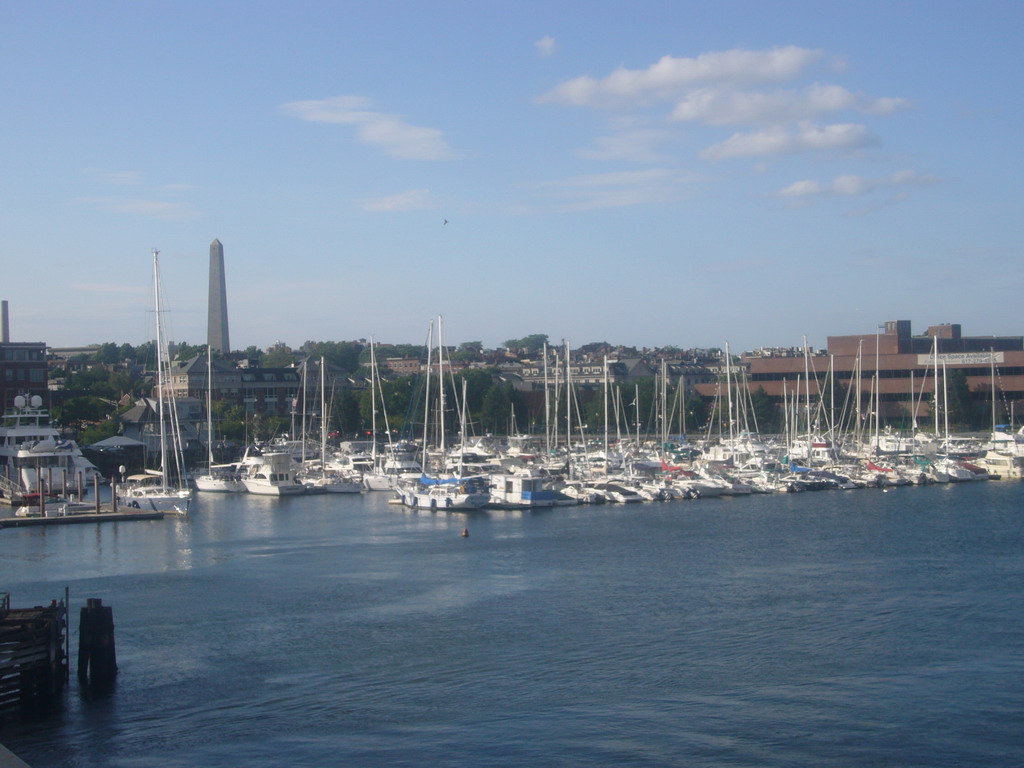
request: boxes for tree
[359,376,418,437]
[748,386,777,434]
[93,343,121,364]
[503,334,549,356]
[450,341,484,362]
[303,341,364,372]
[55,396,115,433]
[263,342,296,368]
[945,369,972,429]
[80,419,121,446]
[479,382,524,434]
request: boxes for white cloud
[777,179,823,197]
[778,169,940,198]
[577,128,672,162]
[702,122,876,160]
[538,46,823,107]
[671,84,908,125]
[535,36,557,57]
[280,95,454,160]
[537,168,694,211]
[81,168,142,185]
[359,189,435,212]
[74,197,199,220]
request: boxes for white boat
[0,394,99,499]
[558,480,605,504]
[363,443,423,490]
[985,427,1024,457]
[191,348,242,493]
[976,451,1024,480]
[194,464,244,493]
[119,472,192,512]
[116,250,193,515]
[302,470,363,493]
[299,357,363,495]
[486,471,556,509]
[193,346,244,493]
[242,451,305,495]
[394,474,490,511]
[590,480,644,503]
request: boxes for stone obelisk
[207,239,230,353]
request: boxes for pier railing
[0,475,25,504]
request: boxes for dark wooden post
[94,475,101,514]
[77,598,117,687]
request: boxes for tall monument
[207,239,230,353]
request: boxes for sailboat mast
[661,358,668,454]
[320,356,327,473]
[152,250,169,491]
[942,359,950,447]
[603,354,609,474]
[725,342,734,446]
[543,342,551,458]
[369,339,378,467]
[206,344,215,467]
[991,347,997,434]
[437,316,446,462]
[422,322,433,473]
[933,336,939,437]
[565,340,572,479]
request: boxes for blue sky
[3,1,1022,353]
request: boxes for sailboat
[194,346,244,492]
[117,250,193,514]
[361,340,421,490]
[394,318,489,510]
[301,357,362,493]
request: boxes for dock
[0,508,164,528]
[0,593,67,720]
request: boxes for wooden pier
[0,593,68,720]
[0,509,163,528]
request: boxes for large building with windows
[705,321,1024,425]
[0,301,48,411]
[1,341,48,411]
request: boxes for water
[2,483,1023,767]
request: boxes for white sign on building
[916,352,1004,366]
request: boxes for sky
[2,1,1022,354]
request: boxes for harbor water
[2,482,1023,767]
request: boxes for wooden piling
[94,476,100,514]
[0,596,68,718]
[77,599,117,688]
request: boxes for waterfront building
[166,354,358,418]
[0,301,48,412]
[702,321,1024,425]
